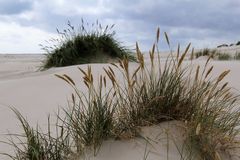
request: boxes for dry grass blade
[205,66,214,79]
[151,44,155,56]
[136,42,141,59]
[204,56,211,68]
[108,66,116,76]
[55,74,66,82]
[190,48,194,60]
[55,74,74,86]
[221,82,228,90]
[177,43,191,68]
[110,63,119,68]
[177,43,180,60]
[78,67,88,77]
[71,93,75,105]
[217,70,230,83]
[104,68,116,87]
[132,66,141,80]
[195,65,200,82]
[63,74,75,86]
[103,76,106,87]
[164,32,170,48]
[156,27,160,43]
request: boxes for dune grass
[2,108,72,160]
[56,71,116,155]
[235,52,240,60]
[41,20,135,69]
[195,48,216,59]
[194,48,240,61]
[217,52,232,60]
[3,28,240,160]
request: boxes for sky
[0,0,240,53]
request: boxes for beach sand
[0,53,239,159]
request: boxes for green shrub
[41,20,135,69]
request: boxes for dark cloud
[1,0,240,53]
[103,0,240,49]
[106,0,240,31]
[0,0,32,15]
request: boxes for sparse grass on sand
[195,48,215,59]
[3,28,240,160]
[1,108,72,160]
[194,48,240,61]
[40,19,135,69]
[217,52,232,60]
[234,52,240,60]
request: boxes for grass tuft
[234,52,240,60]
[217,53,232,60]
[41,20,135,69]
[2,108,71,160]
[59,71,116,155]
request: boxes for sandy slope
[0,54,239,159]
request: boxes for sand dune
[0,54,239,159]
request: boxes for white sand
[0,53,239,159]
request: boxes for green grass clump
[195,48,216,59]
[3,28,240,160]
[56,70,116,155]
[3,108,71,160]
[195,49,235,61]
[182,65,240,159]
[234,52,240,60]
[195,48,209,58]
[41,20,135,69]
[217,53,232,60]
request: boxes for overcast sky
[0,0,240,53]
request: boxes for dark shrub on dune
[41,20,135,69]
[217,44,228,48]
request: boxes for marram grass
[40,20,135,69]
[3,28,240,160]
[194,48,240,61]
[1,108,72,160]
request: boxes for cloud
[0,0,33,15]
[0,21,57,53]
[102,0,240,49]
[0,0,240,53]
